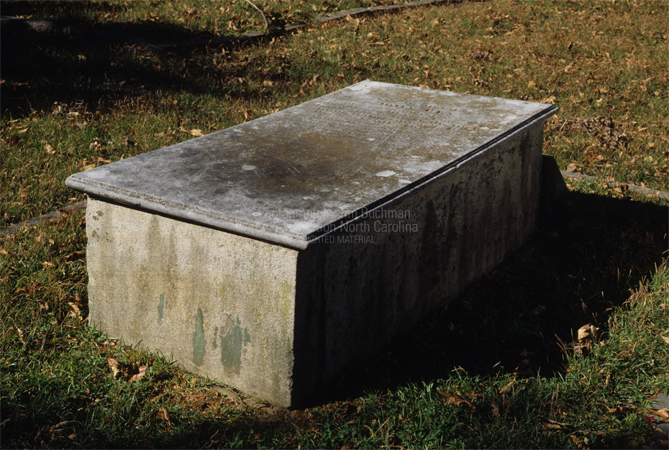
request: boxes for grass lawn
[2,0,668,448]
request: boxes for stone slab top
[66,81,558,249]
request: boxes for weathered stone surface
[287,123,550,402]
[86,198,298,405]
[66,81,556,249]
[67,81,557,407]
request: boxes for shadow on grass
[324,190,668,401]
[1,1,396,119]
[0,25,225,116]
[1,5,287,118]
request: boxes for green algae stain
[158,294,165,320]
[220,317,250,374]
[193,308,205,366]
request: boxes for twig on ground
[241,0,269,31]
[0,200,87,238]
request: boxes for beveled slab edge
[65,100,558,250]
[66,175,312,249]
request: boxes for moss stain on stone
[193,308,205,366]
[220,317,250,375]
[158,294,165,320]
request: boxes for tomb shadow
[0,4,312,118]
[326,190,668,402]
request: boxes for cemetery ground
[1,0,668,448]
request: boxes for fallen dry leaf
[650,408,669,422]
[108,358,147,382]
[157,407,171,424]
[661,336,669,344]
[490,400,500,416]
[541,418,570,430]
[499,378,516,394]
[190,129,204,137]
[67,302,82,320]
[608,405,636,414]
[129,365,147,382]
[577,324,599,342]
[612,185,627,196]
[108,358,121,378]
[574,324,599,356]
[570,434,586,449]
[437,389,476,411]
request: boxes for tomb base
[69,81,557,406]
